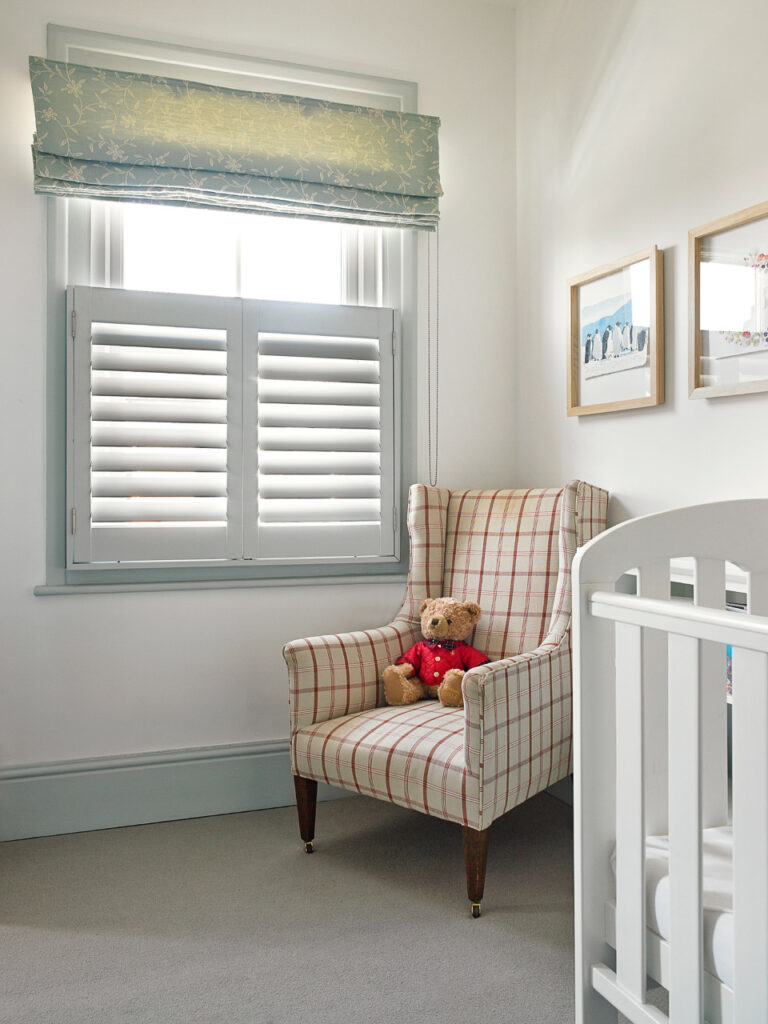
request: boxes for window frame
[43,25,418,588]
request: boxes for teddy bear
[382,597,490,709]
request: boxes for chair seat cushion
[292,703,480,828]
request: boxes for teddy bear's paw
[437,670,464,708]
[383,668,424,706]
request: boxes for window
[67,204,399,571]
[89,200,389,306]
[122,206,344,303]
[45,27,419,583]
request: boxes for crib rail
[589,590,768,650]
[587,588,768,1024]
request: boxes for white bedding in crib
[611,826,734,988]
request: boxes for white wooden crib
[573,501,768,1024]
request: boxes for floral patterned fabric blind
[28,57,442,229]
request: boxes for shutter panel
[243,300,396,561]
[69,287,243,565]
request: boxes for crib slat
[615,620,647,1002]
[667,633,703,1024]
[747,570,768,617]
[637,563,670,836]
[693,558,728,829]
[731,645,768,1023]
[592,966,670,1024]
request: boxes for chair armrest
[462,635,572,823]
[283,618,422,733]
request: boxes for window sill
[34,573,408,596]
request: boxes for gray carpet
[2,793,582,1024]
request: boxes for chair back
[443,489,566,660]
[398,482,608,662]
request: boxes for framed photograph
[567,245,664,417]
[690,199,768,399]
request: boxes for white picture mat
[578,259,651,407]
[699,218,768,388]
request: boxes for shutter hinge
[71,508,77,535]
[392,329,397,357]
[71,309,77,339]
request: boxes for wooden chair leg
[462,824,490,918]
[293,775,318,853]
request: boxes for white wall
[0,0,516,768]
[514,0,768,523]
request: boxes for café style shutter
[69,286,243,565]
[243,300,396,561]
[68,287,396,566]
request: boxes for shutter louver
[245,303,396,561]
[70,288,242,565]
[90,323,227,528]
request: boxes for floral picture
[691,200,768,398]
[699,246,768,360]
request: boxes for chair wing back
[397,481,608,661]
[395,484,451,623]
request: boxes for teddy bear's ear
[419,599,430,614]
[463,601,482,620]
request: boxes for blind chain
[427,227,440,487]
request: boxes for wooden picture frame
[567,245,664,417]
[690,199,768,399]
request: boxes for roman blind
[29,57,442,229]
[68,287,396,568]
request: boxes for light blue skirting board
[0,740,348,842]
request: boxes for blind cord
[427,227,440,487]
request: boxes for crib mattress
[611,826,734,989]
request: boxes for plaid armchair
[283,481,608,915]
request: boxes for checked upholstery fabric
[284,481,608,831]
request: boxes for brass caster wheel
[304,841,314,854]
[471,903,481,919]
